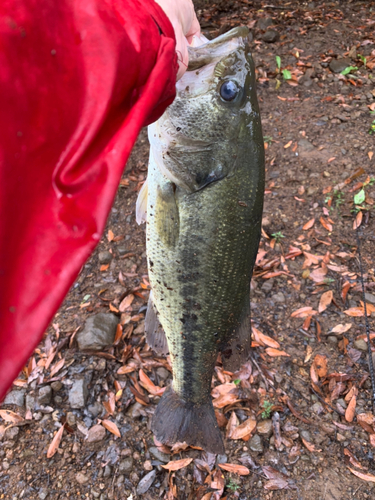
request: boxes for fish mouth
[187,27,250,70]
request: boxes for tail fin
[151,386,224,455]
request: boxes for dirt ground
[1,1,375,499]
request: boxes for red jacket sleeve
[0,0,177,400]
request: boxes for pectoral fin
[136,177,148,225]
[154,182,180,247]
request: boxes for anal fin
[145,292,169,355]
[221,302,251,372]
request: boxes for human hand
[155,0,201,80]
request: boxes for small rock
[3,390,25,407]
[117,246,129,256]
[98,251,113,264]
[38,488,49,500]
[329,58,351,74]
[136,470,157,495]
[127,402,146,418]
[365,293,375,305]
[262,29,279,43]
[69,379,88,409]
[327,336,338,345]
[311,402,324,415]
[354,339,368,352]
[149,446,170,463]
[104,465,112,477]
[76,472,89,484]
[257,420,273,437]
[38,386,52,405]
[77,313,119,351]
[300,430,312,442]
[261,279,274,293]
[87,425,106,443]
[143,460,153,471]
[88,402,104,418]
[51,381,63,392]
[119,457,134,474]
[336,432,346,442]
[217,454,227,465]
[337,398,347,409]
[156,367,170,381]
[26,394,36,412]
[257,17,273,30]
[272,292,285,303]
[249,434,263,453]
[66,412,76,426]
[4,427,19,441]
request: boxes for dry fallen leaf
[226,411,239,439]
[348,467,375,482]
[301,437,322,453]
[218,463,250,475]
[265,348,290,357]
[344,307,364,317]
[107,229,114,242]
[345,394,357,422]
[119,294,134,312]
[162,458,193,471]
[353,211,363,230]
[291,306,318,318]
[320,216,333,232]
[49,358,65,378]
[139,369,165,397]
[313,354,327,378]
[47,424,65,458]
[213,392,241,409]
[230,418,257,440]
[102,419,121,438]
[318,290,333,313]
[0,410,24,424]
[330,323,352,334]
[302,218,315,230]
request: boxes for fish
[136,26,265,454]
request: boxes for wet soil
[1,1,375,499]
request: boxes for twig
[355,227,375,414]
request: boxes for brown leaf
[102,419,121,438]
[212,392,241,409]
[318,290,333,313]
[313,354,327,378]
[107,229,114,242]
[226,411,239,439]
[301,437,322,453]
[117,364,137,375]
[344,307,364,317]
[113,324,123,345]
[230,418,257,440]
[49,358,65,378]
[348,467,375,482]
[211,383,236,398]
[353,211,363,230]
[291,306,318,318]
[330,323,352,334]
[139,369,165,397]
[320,216,333,232]
[0,410,24,424]
[344,448,365,469]
[162,458,193,471]
[345,394,357,423]
[303,218,315,230]
[119,294,134,312]
[47,424,65,458]
[218,463,250,475]
[102,392,116,416]
[265,348,290,357]
[252,327,280,348]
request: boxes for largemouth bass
[136,27,265,454]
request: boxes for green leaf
[282,69,292,80]
[354,189,365,205]
[341,66,358,75]
[83,294,91,302]
[233,379,241,386]
[358,54,367,65]
[275,55,281,70]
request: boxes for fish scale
[138,27,265,454]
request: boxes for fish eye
[220,80,239,101]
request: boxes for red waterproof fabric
[0,0,177,400]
